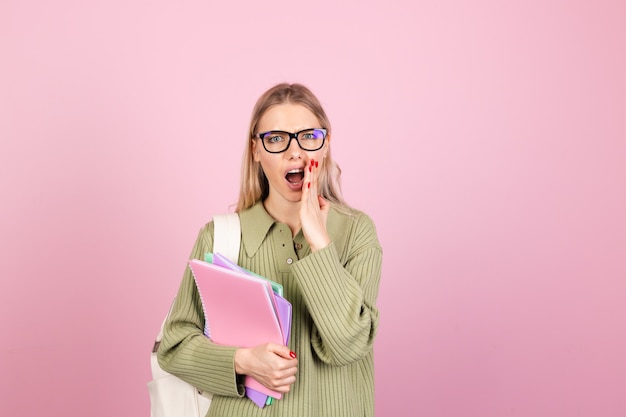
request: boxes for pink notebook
[188,259,286,399]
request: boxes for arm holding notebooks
[157,223,298,401]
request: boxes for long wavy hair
[236,83,350,213]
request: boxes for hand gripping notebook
[187,259,291,401]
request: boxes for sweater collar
[239,200,276,258]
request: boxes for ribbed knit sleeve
[292,211,382,366]
[157,222,246,398]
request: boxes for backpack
[148,213,241,417]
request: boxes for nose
[285,136,303,158]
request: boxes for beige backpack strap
[154,212,241,349]
[211,213,241,264]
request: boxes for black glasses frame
[257,128,327,154]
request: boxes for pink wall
[1,1,625,416]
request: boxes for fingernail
[309,166,312,172]
[315,161,319,168]
[289,351,297,359]
[307,182,311,189]
[310,159,315,166]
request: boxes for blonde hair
[236,83,350,213]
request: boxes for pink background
[1,1,625,416]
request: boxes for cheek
[256,156,273,175]
[312,149,327,162]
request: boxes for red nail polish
[289,351,297,359]
[309,166,312,172]
[307,182,311,189]
[310,159,315,166]
[315,161,319,168]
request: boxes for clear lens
[297,129,325,150]
[263,132,289,152]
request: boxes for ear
[252,140,261,162]
[323,135,330,158]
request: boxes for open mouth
[285,168,304,184]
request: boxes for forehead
[258,103,320,132]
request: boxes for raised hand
[299,158,331,252]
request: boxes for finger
[276,374,297,389]
[310,159,319,191]
[311,158,320,189]
[273,365,298,384]
[273,376,296,393]
[318,194,329,213]
[307,159,320,204]
[301,159,314,200]
[268,343,298,361]
[300,180,310,205]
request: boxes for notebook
[211,252,291,344]
[187,259,291,401]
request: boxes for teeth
[288,169,303,173]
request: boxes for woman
[158,83,382,417]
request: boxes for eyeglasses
[257,128,327,154]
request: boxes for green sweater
[158,201,382,417]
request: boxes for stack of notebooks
[188,253,292,408]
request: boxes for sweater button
[286,258,293,265]
[294,243,303,250]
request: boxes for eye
[300,129,323,141]
[263,133,286,144]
